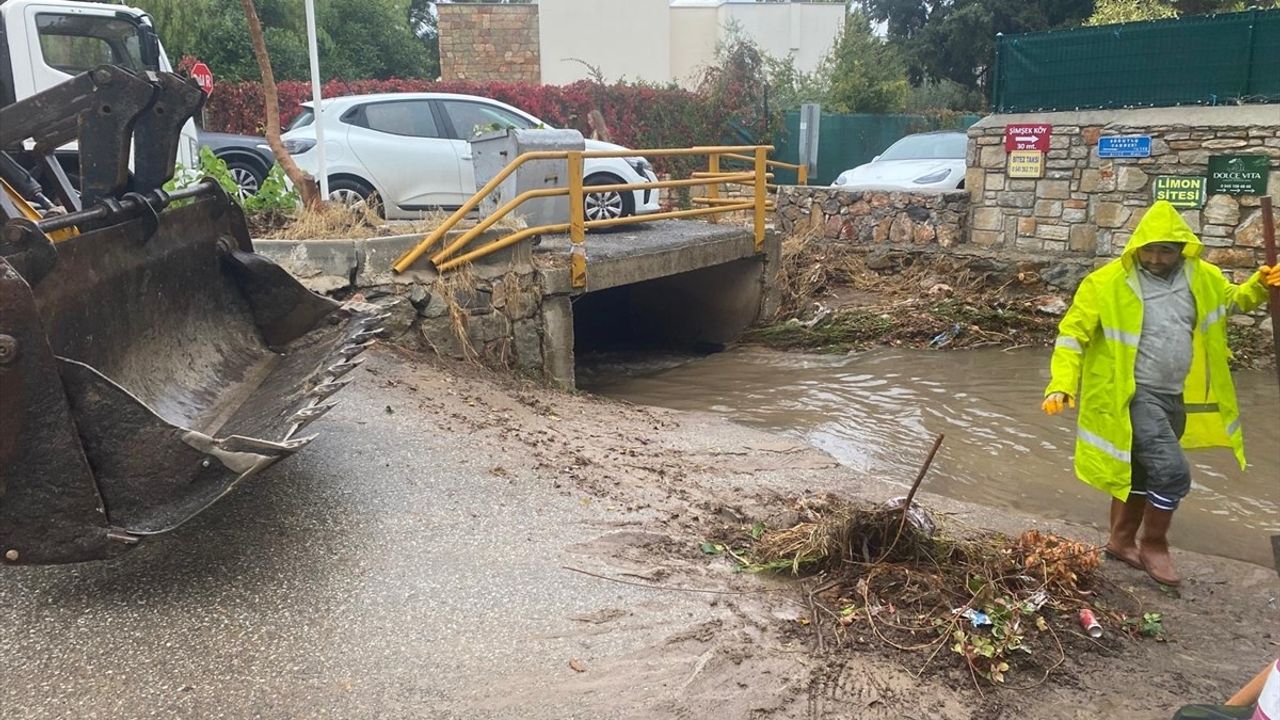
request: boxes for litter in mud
[711,496,1142,689]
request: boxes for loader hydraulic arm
[0,65,203,209]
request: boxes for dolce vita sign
[1207,155,1270,195]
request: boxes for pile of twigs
[724,436,1121,690]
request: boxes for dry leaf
[569,658,586,673]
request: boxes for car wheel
[328,178,383,217]
[224,158,266,199]
[583,174,635,226]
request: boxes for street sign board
[1207,155,1270,195]
[1098,135,1152,158]
[1152,175,1206,209]
[190,62,214,95]
[1004,124,1052,152]
[1007,150,1045,178]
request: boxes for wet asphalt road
[0,358,701,720]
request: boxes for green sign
[1207,155,1270,195]
[1153,175,1207,209]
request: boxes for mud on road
[3,346,1276,720]
[360,347,1279,719]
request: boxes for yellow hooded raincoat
[1045,200,1269,500]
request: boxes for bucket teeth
[309,378,351,400]
[219,434,314,455]
[340,339,376,359]
[292,401,338,424]
[326,358,365,378]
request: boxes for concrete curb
[253,230,523,292]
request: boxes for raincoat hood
[1122,200,1203,266]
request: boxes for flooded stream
[582,347,1280,566]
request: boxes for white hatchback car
[279,93,661,221]
[832,130,967,192]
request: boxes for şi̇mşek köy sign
[1152,175,1207,209]
[1003,124,1052,152]
[1207,155,1270,195]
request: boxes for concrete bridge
[257,219,779,388]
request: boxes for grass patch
[254,204,449,240]
[744,311,894,352]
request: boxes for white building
[537,0,846,88]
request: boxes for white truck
[0,0,199,182]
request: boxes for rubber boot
[1103,496,1145,570]
[1139,504,1182,587]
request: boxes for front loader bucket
[0,186,379,564]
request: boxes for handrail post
[707,153,720,223]
[568,150,587,289]
[753,146,767,252]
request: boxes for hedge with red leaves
[201,76,727,175]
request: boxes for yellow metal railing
[695,152,808,222]
[391,145,807,288]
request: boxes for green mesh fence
[994,9,1280,113]
[769,112,981,186]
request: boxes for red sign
[1004,123,1052,152]
[190,61,214,95]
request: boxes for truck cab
[0,0,199,180]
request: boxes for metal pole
[707,153,720,224]
[568,151,586,289]
[1241,9,1259,101]
[304,0,328,200]
[753,146,767,252]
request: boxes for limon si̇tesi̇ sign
[1152,175,1206,209]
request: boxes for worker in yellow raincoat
[1043,200,1280,587]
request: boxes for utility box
[470,128,586,229]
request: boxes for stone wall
[438,3,540,83]
[773,187,969,248]
[965,105,1280,278]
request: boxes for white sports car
[832,130,967,192]
[280,92,660,221]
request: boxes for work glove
[1041,392,1075,416]
[1261,265,1280,288]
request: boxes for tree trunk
[239,0,321,208]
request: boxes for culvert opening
[571,258,766,385]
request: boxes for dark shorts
[1128,385,1191,510]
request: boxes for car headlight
[913,168,951,184]
[282,138,316,155]
[627,158,654,177]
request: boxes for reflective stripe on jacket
[1045,201,1268,500]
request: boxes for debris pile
[755,228,1274,367]
[710,495,1151,689]
[755,230,1068,352]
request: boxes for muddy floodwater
[582,347,1280,567]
